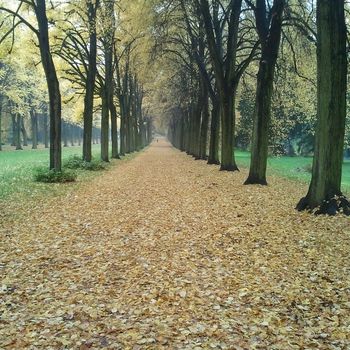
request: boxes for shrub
[64,155,107,171]
[82,159,107,171]
[33,167,77,183]
[64,155,83,169]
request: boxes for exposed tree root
[220,164,239,171]
[296,194,350,216]
[207,159,220,165]
[244,176,268,186]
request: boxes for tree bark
[296,0,349,215]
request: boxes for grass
[1,144,349,200]
[235,150,350,194]
[0,144,105,200]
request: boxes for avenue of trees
[0,0,349,215]
[164,0,350,215]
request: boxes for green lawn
[235,150,350,194]
[0,144,103,200]
[1,145,349,200]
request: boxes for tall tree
[83,0,100,162]
[99,0,116,162]
[199,0,257,171]
[244,0,286,185]
[296,0,350,215]
[0,1,62,170]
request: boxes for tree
[0,1,62,170]
[296,0,350,215]
[56,0,100,161]
[83,0,100,161]
[198,0,258,171]
[244,0,285,185]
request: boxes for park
[1,0,350,349]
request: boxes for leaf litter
[1,140,349,349]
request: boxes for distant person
[157,139,158,142]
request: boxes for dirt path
[1,139,349,349]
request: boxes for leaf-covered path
[1,140,349,349]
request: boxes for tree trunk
[82,0,98,162]
[103,0,115,160]
[36,0,62,170]
[11,114,16,146]
[100,90,109,162]
[70,124,75,146]
[111,102,120,159]
[31,109,38,149]
[120,99,126,155]
[220,88,238,171]
[43,112,49,148]
[15,114,23,150]
[199,85,209,160]
[63,121,68,147]
[296,0,349,215]
[245,0,285,185]
[193,90,203,159]
[208,99,220,164]
[125,94,132,153]
[21,117,28,146]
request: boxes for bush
[33,167,77,183]
[63,155,83,169]
[82,159,107,171]
[64,155,107,171]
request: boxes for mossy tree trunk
[296,0,349,215]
